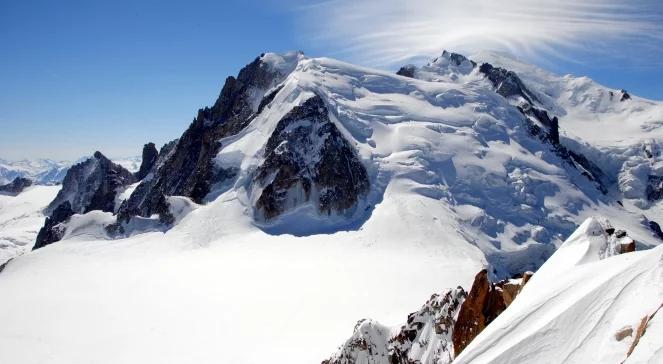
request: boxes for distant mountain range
[0,156,141,185]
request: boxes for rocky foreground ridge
[323,217,643,364]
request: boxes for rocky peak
[34,151,135,249]
[254,95,369,221]
[323,288,467,364]
[117,53,299,223]
[452,269,507,356]
[441,50,477,68]
[0,176,32,195]
[135,142,158,180]
[479,62,538,104]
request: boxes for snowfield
[0,186,60,265]
[0,50,662,363]
[0,187,484,363]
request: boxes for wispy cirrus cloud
[294,0,663,67]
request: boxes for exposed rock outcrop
[323,288,467,364]
[34,201,74,250]
[0,177,32,195]
[134,142,159,180]
[396,64,416,78]
[254,95,369,220]
[324,269,533,364]
[479,63,539,104]
[646,219,663,241]
[118,53,299,222]
[452,270,507,356]
[34,152,135,249]
[646,175,663,201]
[442,50,476,68]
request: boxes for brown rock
[615,326,633,342]
[452,269,533,357]
[452,270,504,356]
[619,240,636,254]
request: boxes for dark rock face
[620,89,631,101]
[479,63,539,104]
[34,201,74,250]
[0,177,32,195]
[443,50,477,68]
[46,151,136,215]
[34,152,136,249]
[254,96,369,220]
[648,219,663,240]
[396,65,416,78]
[646,175,663,201]
[118,55,290,222]
[135,142,159,180]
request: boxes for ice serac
[254,95,369,220]
[117,52,302,222]
[134,142,158,181]
[323,288,467,364]
[0,177,32,195]
[34,152,135,249]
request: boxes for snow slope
[471,51,663,209]
[0,51,662,364]
[0,186,60,265]
[454,217,663,364]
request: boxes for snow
[454,217,663,364]
[1,51,662,363]
[0,159,69,185]
[0,186,60,265]
[0,187,484,363]
[0,156,140,186]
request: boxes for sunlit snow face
[295,0,663,67]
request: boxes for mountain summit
[0,50,662,364]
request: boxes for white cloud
[295,0,663,67]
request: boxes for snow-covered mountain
[0,156,142,186]
[0,50,662,364]
[0,158,70,185]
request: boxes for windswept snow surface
[0,188,484,364]
[0,186,60,265]
[0,52,662,363]
[454,217,663,364]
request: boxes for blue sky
[1,0,662,160]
